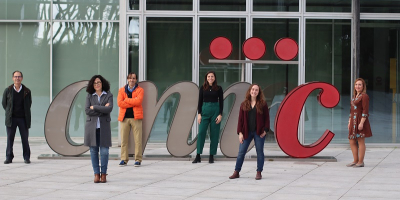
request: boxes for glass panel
[128,0,139,10]
[0,22,50,137]
[199,18,245,142]
[252,18,299,143]
[146,0,192,10]
[305,19,351,144]
[146,17,192,142]
[0,0,51,20]
[128,17,139,74]
[199,18,245,87]
[360,20,400,143]
[53,0,119,20]
[52,22,119,138]
[200,0,246,11]
[306,0,351,12]
[360,0,400,13]
[253,0,299,12]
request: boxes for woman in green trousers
[192,71,223,164]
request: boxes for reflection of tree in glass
[166,93,179,133]
[54,1,119,20]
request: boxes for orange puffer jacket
[117,85,144,121]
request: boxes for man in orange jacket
[117,72,144,167]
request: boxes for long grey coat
[84,92,113,147]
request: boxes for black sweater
[198,86,223,115]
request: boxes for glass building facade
[1,0,400,146]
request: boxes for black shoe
[192,154,201,163]
[209,155,214,163]
[4,160,12,164]
[24,160,31,164]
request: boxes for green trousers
[197,102,221,155]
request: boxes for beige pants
[120,118,142,162]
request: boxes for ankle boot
[255,171,262,180]
[100,173,107,183]
[229,171,240,179]
[209,155,214,163]
[94,174,100,183]
[192,154,201,163]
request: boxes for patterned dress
[348,93,372,139]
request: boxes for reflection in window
[0,0,51,20]
[360,20,400,143]
[200,0,246,11]
[0,22,50,137]
[253,0,299,12]
[146,17,192,142]
[305,19,351,144]
[146,0,192,10]
[52,22,119,138]
[199,18,245,88]
[53,0,119,20]
[129,0,139,10]
[306,0,351,12]
[360,0,400,13]
[128,17,139,74]
[252,18,299,143]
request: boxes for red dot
[242,37,266,60]
[209,37,232,59]
[274,38,298,61]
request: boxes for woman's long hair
[86,75,110,94]
[353,78,367,98]
[202,71,219,91]
[242,84,266,114]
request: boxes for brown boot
[94,174,100,183]
[229,171,240,179]
[255,171,262,180]
[100,173,107,183]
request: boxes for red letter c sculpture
[275,82,340,158]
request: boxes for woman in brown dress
[347,78,372,167]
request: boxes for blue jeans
[90,129,109,175]
[234,131,265,172]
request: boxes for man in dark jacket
[2,71,32,164]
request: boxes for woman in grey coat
[84,75,113,183]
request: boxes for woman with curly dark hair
[229,84,269,180]
[84,75,113,183]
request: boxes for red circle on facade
[274,38,298,61]
[242,37,266,60]
[209,37,232,59]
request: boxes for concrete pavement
[0,137,400,200]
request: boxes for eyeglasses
[94,81,102,85]
[13,76,22,79]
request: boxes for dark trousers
[6,117,30,161]
[197,102,220,155]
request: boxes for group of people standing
[2,70,372,183]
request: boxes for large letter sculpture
[275,82,340,158]
[219,82,251,157]
[127,81,199,157]
[44,81,89,156]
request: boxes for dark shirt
[237,102,270,140]
[248,106,257,132]
[198,86,224,115]
[124,85,135,119]
[12,88,25,118]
